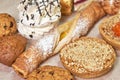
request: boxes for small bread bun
[99,14,120,50]
[60,0,73,15]
[60,37,116,78]
[27,65,75,80]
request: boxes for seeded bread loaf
[99,14,120,50]
[60,37,116,78]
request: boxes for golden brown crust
[12,46,44,78]
[60,0,73,15]
[60,37,116,78]
[12,29,60,78]
[0,13,17,37]
[0,34,27,66]
[99,14,120,50]
[27,65,75,80]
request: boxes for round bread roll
[99,14,120,50]
[0,13,17,37]
[27,65,74,80]
[0,34,27,66]
[60,37,116,78]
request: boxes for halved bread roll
[99,14,120,50]
[60,37,116,78]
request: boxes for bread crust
[99,14,120,50]
[60,37,116,78]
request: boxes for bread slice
[60,0,73,15]
[99,14,120,50]
[60,37,116,78]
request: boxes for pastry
[0,13,17,37]
[12,1,105,78]
[27,65,74,80]
[54,1,106,54]
[12,29,60,78]
[60,0,73,15]
[17,0,61,39]
[99,14,120,50]
[0,34,27,66]
[60,37,116,78]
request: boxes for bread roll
[60,37,116,78]
[0,34,27,66]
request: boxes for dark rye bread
[99,14,120,50]
[60,37,116,78]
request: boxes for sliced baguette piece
[60,37,116,78]
[60,0,73,15]
[99,14,120,50]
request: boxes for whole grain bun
[27,65,74,80]
[60,37,116,78]
[0,34,27,66]
[99,14,120,50]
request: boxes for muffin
[99,14,120,50]
[0,34,27,66]
[60,37,116,78]
[27,65,74,80]
[0,13,17,37]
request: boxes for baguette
[99,14,120,50]
[60,37,116,78]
